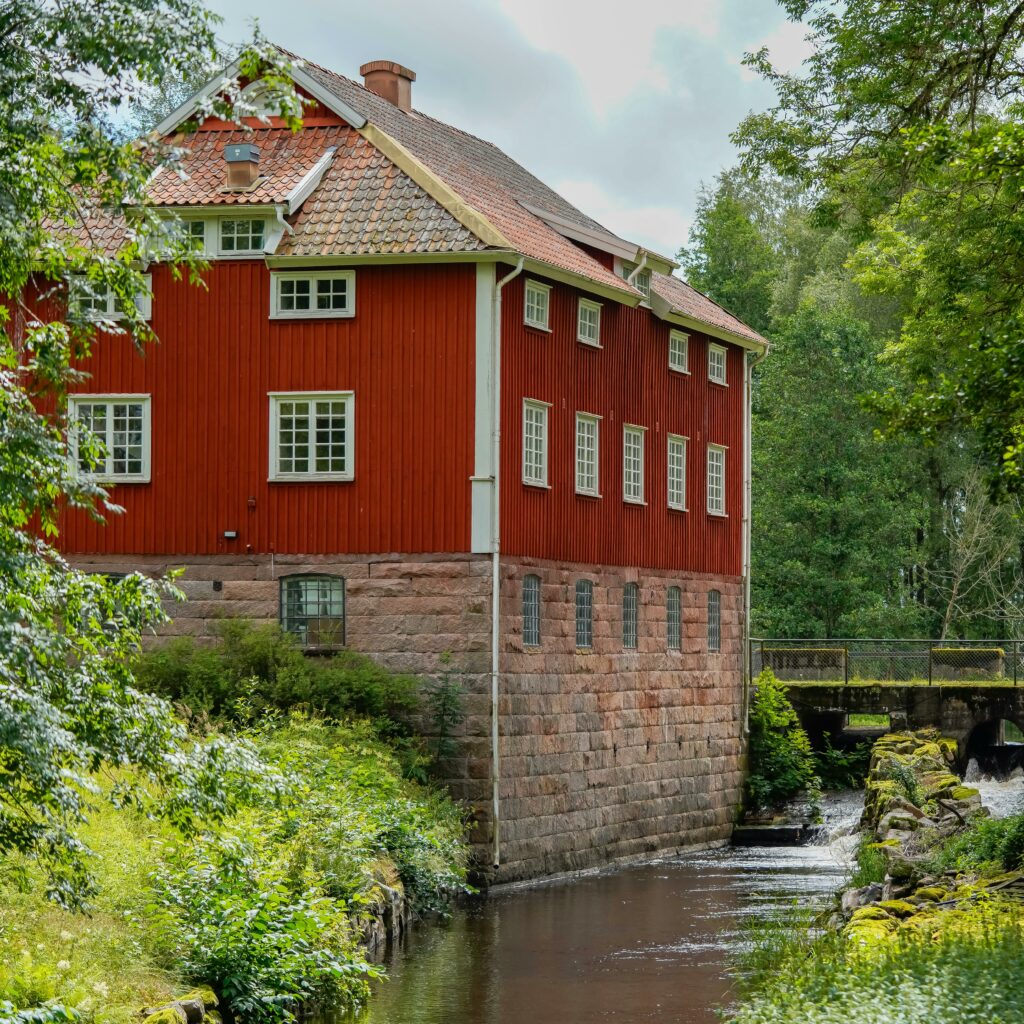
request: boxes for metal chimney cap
[225,143,260,163]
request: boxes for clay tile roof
[650,272,767,346]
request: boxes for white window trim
[522,398,551,488]
[622,423,647,506]
[218,216,267,257]
[68,394,152,483]
[70,275,152,322]
[268,390,355,483]
[707,442,728,517]
[524,279,552,331]
[667,432,688,511]
[576,297,602,347]
[575,412,602,497]
[708,342,728,385]
[270,270,356,320]
[669,330,690,374]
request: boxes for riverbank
[0,715,468,1023]
[728,729,1024,1023]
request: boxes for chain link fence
[750,638,1024,685]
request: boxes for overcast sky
[206,0,812,258]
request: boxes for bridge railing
[750,638,1024,685]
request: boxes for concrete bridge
[785,681,1024,771]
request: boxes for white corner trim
[287,147,338,215]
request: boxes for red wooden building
[60,51,767,880]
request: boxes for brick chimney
[224,143,261,189]
[360,60,416,112]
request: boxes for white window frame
[577,298,602,347]
[707,443,727,516]
[268,391,355,483]
[218,217,266,256]
[522,399,551,487]
[667,433,688,511]
[619,260,652,300]
[270,270,356,320]
[70,274,152,322]
[669,330,690,373]
[68,394,152,483]
[524,280,552,331]
[575,412,601,497]
[708,343,728,385]
[622,424,646,505]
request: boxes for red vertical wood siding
[58,262,476,555]
[500,272,745,575]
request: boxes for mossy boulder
[142,1010,186,1024]
[850,905,892,922]
[876,899,918,918]
[181,990,218,1012]
[913,885,947,902]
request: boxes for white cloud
[737,17,814,80]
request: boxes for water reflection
[341,793,862,1024]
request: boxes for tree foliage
[0,0,301,907]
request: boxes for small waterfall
[964,758,1024,818]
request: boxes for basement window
[575,579,594,649]
[708,589,721,652]
[522,574,541,647]
[69,395,151,483]
[219,218,265,254]
[667,585,682,651]
[623,582,639,650]
[270,271,355,319]
[281,574,345,651]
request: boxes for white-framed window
[524,280,551,330]
[220,217,265,254]
[708,343,728,385]
[575,579,594,649]
[69,275,152,321]
[523,574,541,647]
[667,434,687,511]
[269,391,354,482]
[669,330,689,373]
[577,298,601,346]
[623,425,646,504]
[575,413,600,496]
[667,585,682,651]
[68,395,151,483]
[619,260,652,299]
[281,574,346,650]
[623,582,639,650]
[187,220,206,252]
[707,443,727,515]
[708,589,722,653]
[270,271,355,319]
[522,399,550,486]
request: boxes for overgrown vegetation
[812,735,871,791]
[746,671,820,810]
[928,813,1024,876]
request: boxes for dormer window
[69,275,152,321]
[220,218,265,254]
[619,261,651,300]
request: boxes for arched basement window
[523,574,541,647]
[575,579,594,649]
[708,589,722,652]
[667,585,682,651]
[280,574,346,651]
[623,582,639,650]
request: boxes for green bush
[849,837,888,888]
[813,734,871,790]
[930,812,1024,874]
[134,621,420,733]
[747,670,821,810]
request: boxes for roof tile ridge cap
[357,121,512,251]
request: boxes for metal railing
[750,638,1024,685]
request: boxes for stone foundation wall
[71,553,746,882]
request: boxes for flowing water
[341,792,864,1024]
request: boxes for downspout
[742,346,769,735]
[491,256,524,869]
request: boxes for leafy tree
[0,0,300,907]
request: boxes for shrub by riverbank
[0,699,468,1021]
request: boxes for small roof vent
[359,60,416,112]
[224,143,260,189]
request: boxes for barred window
[623,425,645,503]
[69,396,151,482]
[524,280,551,329]
[667,585,682,651]
[575,413,600,496]
[707,444,726,515]
[577,298,601,346]
[270,392,354,481]
[669,330,689,372]
[623,582,639,650]
[523,400,549,486]
[281,575,345,651]
[575,579,593,649]
[219,218,265,253]
[668,434,687,510]
[523,574,541,647]
[708,589,721,652]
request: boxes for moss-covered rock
[142,1009,187,1024]
[876,899,918,918]
[850,905,892,922]
[181,990,218,1011]
[913,885,948,902]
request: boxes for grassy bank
[0,625,469,1023]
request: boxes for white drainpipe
[490,256,524,868]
